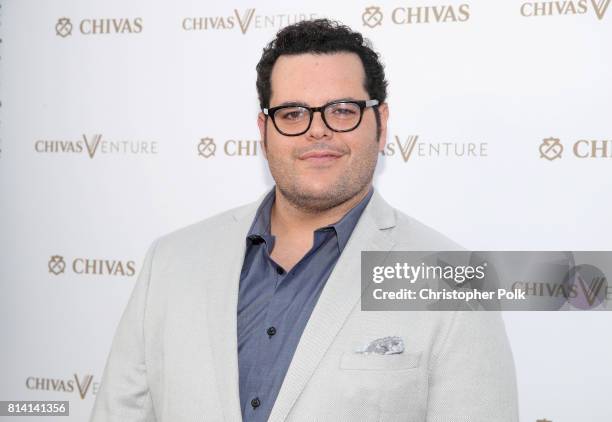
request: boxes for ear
[377,102,389,152]
[257,112,268,159]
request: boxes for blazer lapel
[267,191,397,422]
[204,197,263,422]
[204,190,397,422]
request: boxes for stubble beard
[268,145,379,214]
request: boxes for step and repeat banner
[1,0,611,420]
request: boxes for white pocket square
[355,335,405,355]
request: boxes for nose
[307,110,332,140]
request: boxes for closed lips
[299,150,344,159]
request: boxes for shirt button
[251,397,261,408]
[267,326,277,336]
[276,266,284,275]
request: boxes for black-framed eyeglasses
[263,99,379,136]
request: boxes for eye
[328,103,359,119]
[278,107,307,121]
[334,107,356,115]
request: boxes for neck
[270,185,371,236]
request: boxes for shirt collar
[323,187,373,252]
[246,187,275,247]
[246,186,374,253]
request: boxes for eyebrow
[275,97,361,107]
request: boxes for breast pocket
[339,351,421,371]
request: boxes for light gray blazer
[91,190,519,421]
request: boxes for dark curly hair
[256,19,388,140]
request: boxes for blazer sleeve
[426,311,519,422]
[90,240,159,422]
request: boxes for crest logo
[48,255,66,275]
[55,17,73,38]
[198,137,216,158]
[539,137,563,161]
[363,6,384,28]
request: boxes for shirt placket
[243,242,290,420]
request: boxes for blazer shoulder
[389,207,464,251]
[154,200,257,252]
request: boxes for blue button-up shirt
[237,187,373,421]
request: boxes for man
[91,19,518,421]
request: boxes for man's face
[258,52,388,212]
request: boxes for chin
[297,182,336,198]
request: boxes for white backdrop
[1,0,611,421]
